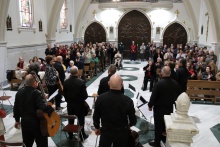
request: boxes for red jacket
[130,44,136,53]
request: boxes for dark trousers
[67,103,87,139]
[130,53,136,61]
[143,76,155,91]
[140,53,144,61]
[153,106,173,146]
[21,119,48,147]
[99,128,129,147]
[47,84,61,107]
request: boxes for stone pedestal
[164,92,199,147]
[211,42,220,68]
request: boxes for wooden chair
[0,140,25,147]
[83,66,90,81]
[0,85,13,112]
[59,114,83,147]
[78,69,83,78]
[89,62,95,77]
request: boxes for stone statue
[6,15,12,30]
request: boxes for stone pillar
[0,41,7,85]
[46,39,56,46]
[164,92,199,147]
[211,42,220,68]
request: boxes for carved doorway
[84,22,106,45]
[118,10,151,59]
[163,23,187,48]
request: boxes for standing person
[93,74,137,147]
[140,43,146,62]
[13,74,54,147]
[45,55,60,110]
[118,42,124,58]
[45,44,55,56]
[148,66,181,147]
[63,66,89,141]
[97,65,124,95]
[176,58,190,93]
[130,41,137,61]
[53,56,65,109]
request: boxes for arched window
[60,0,68,29]
[19,0,33,27]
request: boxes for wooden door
[84,22,106,45]
[163,23,187,48]
[118,10,151,59]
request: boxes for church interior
[0,0,220,147]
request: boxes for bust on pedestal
[164,92,199,147]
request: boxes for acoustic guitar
[31,71,60,137]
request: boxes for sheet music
[48,89,58,101]
[138,103,153,121]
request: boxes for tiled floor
[0,60,220,147]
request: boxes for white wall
[78,3,193,45]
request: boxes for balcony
[93,0,182,9]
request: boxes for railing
[94,0,182,3]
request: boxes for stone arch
[117,9,152,58]
[162,22,188,47]
[46,0,64,42]
[84,22,107,44]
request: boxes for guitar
[31,71,60,137]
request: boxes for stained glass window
[60,0,67,29]
[19,0,33,27]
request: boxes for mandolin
[31,71,60,137]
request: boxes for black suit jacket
[54,61,65,84]
[98,74,124,95]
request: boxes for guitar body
[37,109,60,137]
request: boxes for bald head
[109,74,122,90]
[161,66,171,77]
[70,66,78,76]
[56,56,62,63]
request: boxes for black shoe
[149,141,160,147]
[68,136,73,140]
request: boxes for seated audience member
[201,66,216,81]
[163,48,173,61]
[114,50,122,67]
[66,60,74,73]
[90,54,99,76]
[16,57,27,70]
[176,49,186,60]
[209,50,217,64]
[187,61,197,80]
[196,56,207,75]
[32,56,38,63]
[216,70,220,81]
[208,60,218,76]
[45,44,55,56]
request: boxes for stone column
[211,42,220,68]
[0,41,7,85]
[46,39,56,46]
[164,92,199,147]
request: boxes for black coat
[54,61,65,84]
[93,89,137,130]
[97,74,124,95]
[176,66,190,92]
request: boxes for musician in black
[13,74,54,147]
[97,65,124,95]
[53,56,65,109]
[93,74,137,147]
[148,66,181,147]
[63,66,89,141]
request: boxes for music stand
[128,84,136,92]
[137,103,154,131]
